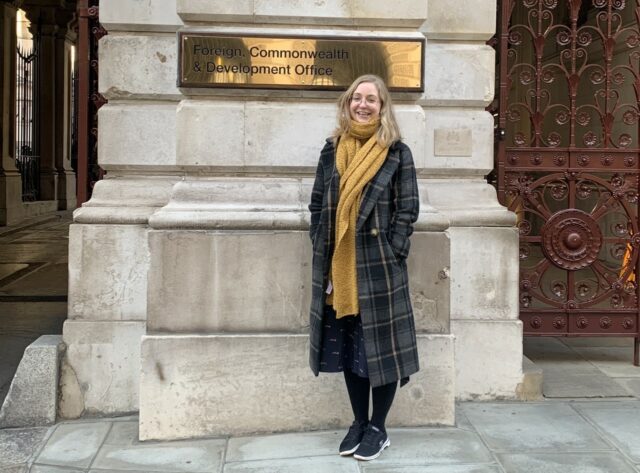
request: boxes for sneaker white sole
[339,444,360,456]
[353,438,390,461]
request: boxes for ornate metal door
[495,0,640,364]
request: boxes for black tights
[343,369,397,432]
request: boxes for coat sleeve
[389,144,419,260]
[308,143,328,243]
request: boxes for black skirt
[318,305,369,378]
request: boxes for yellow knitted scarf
[329,119,389,319]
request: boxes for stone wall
[62,0,523,437]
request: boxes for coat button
[370,228,379,237]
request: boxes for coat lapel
[356,148,400,231]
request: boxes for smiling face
[349,81,381,123]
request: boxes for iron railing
[15,39,40,201]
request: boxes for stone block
[98,103,177,169]
[176,101,246,167]
[170,99,427,171]
[147,229,447,333]
[139,334,454,440]
[423,109,493,175]
[422,0,497,40]
[244,102,336,169]
[177,0,427,26]
[68,224,149,321]
[0,336,64,428]
[100,0,183,32]
[176,0,254,22]
[147,230,311,333]
[452,320,523,400]
[422,42,495,107]
[408,232,450,334]
[449,227,519,321]
[59,321,146,417]
[99,35,180,100]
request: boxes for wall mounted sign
[178,32,424,92]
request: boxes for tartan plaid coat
[308,138,420,387]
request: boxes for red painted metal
[76,0,105,206]
[495,0,640,364]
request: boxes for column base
[139,333,455,441]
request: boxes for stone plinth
[139,334,455,440]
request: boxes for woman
[308,74,420,461]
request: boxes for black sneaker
[353,424,390,461]
[339,420,368,456]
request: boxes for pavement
[0,212,71,405]
[2,212,640,472]
[1,399,640,473]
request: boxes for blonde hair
[332,74,401,148]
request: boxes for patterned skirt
[318,305,369,378]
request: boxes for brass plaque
[178,33,424,92]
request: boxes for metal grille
[495,0,640,364]
[15,39,40,201]
[76,0,106,205]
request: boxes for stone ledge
[74,178,177,225]
[0,335,65,428]
[139,333,455,440]
[148,179,449,231]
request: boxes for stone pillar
[422,0,525,400]
[0,2,24,225]
[25,4,76,209]
[54,15,76,210]
[60,0,183,419]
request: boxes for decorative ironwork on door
[494,0,640,364]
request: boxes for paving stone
[35,422,111,468]
[562,337,635,348]
[0,263,28,281]
[0,466,28,473]
[615,378,640,398]
[0,427,50,468]
[226,431,342,462]
[571,401,640,462]
[571,347,640,378]
[31,466,87,473]
[540,366,630,398]
[455,408,475,432]
[103,421,138,446]
[361,428,493,466]
[496,452,637,473]
[0,263,68,296]
[223,456,359,473]
[91,438,226,472]
[523,337,584,362]
[362,465,502,473]
[461,403,610,453]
